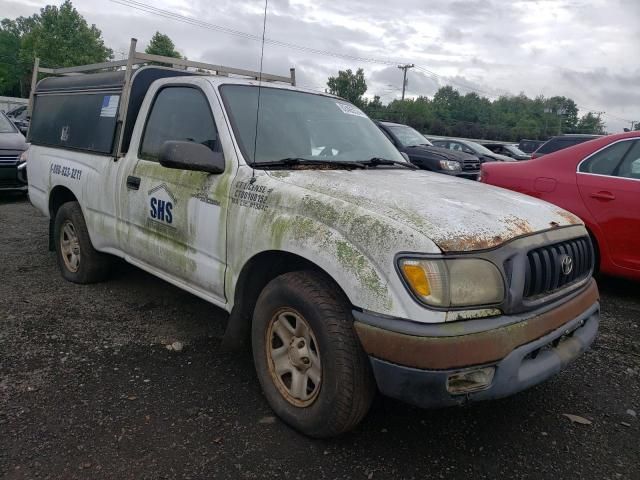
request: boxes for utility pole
[398,64,414,101]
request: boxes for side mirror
[159,140,224,174]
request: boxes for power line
[109,0,635,125]
[109,0,400,66]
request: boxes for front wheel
[54,202,111,284]
[252,270,375,438]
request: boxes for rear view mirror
[159,140,224,174]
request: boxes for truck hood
[0,132,27,151]
[487,152,517,162]
[268,169,582,252]
[406,145,477,162]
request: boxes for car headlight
[398,258,505,308]
[439,160,461,171]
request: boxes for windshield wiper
[251,158,366,170]
[361,157,418,170]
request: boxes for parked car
[518,139,545,154]
[0,111,28,192]
[482,143,531,160]
[480,132,640,281]
[5,104,30,135]
[27,47,600,437]
[431,138,515,162]
[531,134,601,159]
[376,121,479,179]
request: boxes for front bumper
[354,280,599,408]
[0,163,27,191]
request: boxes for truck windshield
[387,125,433,148]
[220,85,405,165]
[0,114,17,133]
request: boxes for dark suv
[518,139,544,154]
[377,121,480,179]
[531,134,601,159]
[0,111,28,192]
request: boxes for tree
[145,31,182,59]
[0,26,22,96]
[0,1,112,97]
[326,68,367,107]
[577,112,606,135]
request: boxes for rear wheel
[252,270,375,438]
[54,202,110,283]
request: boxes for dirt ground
[1,194,638,479]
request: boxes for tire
[53,201,111,284]
[252,270,375,438]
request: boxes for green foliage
[145,31,182,59]
[0,1,112,97]
[0,26,21,96]
[353,70,607,141]
[577,112,606,135]
[327,68,367,107]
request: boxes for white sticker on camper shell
[100,95,119,118]
[335,102,366,118]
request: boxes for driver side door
[123,83,231,303]
[578,139,640,272]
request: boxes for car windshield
[387,125,433,147]
[219,85,405,164]
[467,141,495,155]
[0,114,17,133]
[505,145,528,156]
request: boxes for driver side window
[616,140,640,179]
[579,140,632,176]
[140,86,219,161]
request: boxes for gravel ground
[1,194,638,480]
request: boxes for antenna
[250,0,269,184]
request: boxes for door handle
[589,191,615,201]
[126,175,140,190]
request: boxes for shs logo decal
[148,184,176,226]
[150,197,173,223]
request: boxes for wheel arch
[48,185,79,251]
[221,250,351,351]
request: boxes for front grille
[523,236,593,298]
[0,155,19,165]
[462,158,480,171]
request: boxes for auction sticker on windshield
[336,102,367,118]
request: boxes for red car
[480,131,640,281]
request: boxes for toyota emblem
[561,255,574,276]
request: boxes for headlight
[398,258,504,308]
[439,160,461,171]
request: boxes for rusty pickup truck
[25,42,599,438]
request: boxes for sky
[3,0,639,132]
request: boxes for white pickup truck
[26,44,600,437]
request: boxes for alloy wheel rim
[266,308,322,407]
[60,221,81,273]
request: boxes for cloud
[3,0,638,131]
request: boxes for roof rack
[28,37,295,111]
[28,37,296,156]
